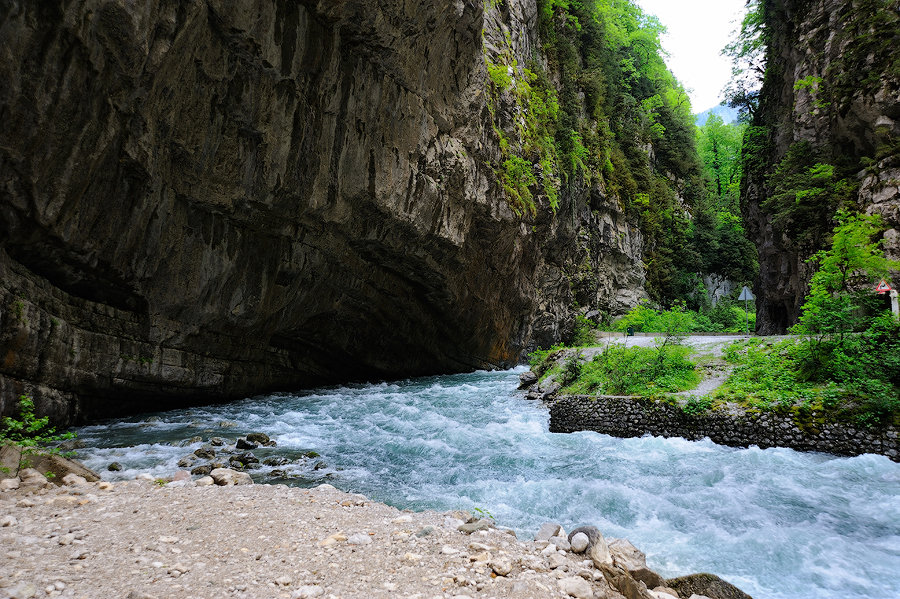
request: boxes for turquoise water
[74,368,900,599]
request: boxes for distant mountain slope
[695,104,740,125]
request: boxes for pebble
[16,498,36,508]
[1,515,17,527]
[275,575,292,586]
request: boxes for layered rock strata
[0,0,646,422]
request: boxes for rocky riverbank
[0,465,755,599]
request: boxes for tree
[722,0,766,120]
[793,210,900,379]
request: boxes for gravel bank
[0,473,718,599]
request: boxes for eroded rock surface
[0,0,648,423]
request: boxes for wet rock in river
[262,456,290,467]
[194,446,216,460]
[107,462,123,472]
[245,433,270,445]
[236,438,258,450]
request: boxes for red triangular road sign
[876,279,892,294]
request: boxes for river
[72,368,900,599]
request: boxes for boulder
[16,451,100,484]
[209,468,253,486]
[665,574,753,599]
[236,438,258,450]
[18,468,51,489]
[62,473,88,486]
[610,538,666,589]
[568,526,612,566]
[600,563,655,599]
[245,433,270,445]
[107,462,123,472]
[518,371,539,389]
[193,446,216,459]
[558,576,595,599]
[458,519,494,534]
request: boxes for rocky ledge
[0,465,755,599]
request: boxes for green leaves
[0,395,76,452]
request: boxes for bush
[564,344,699,395]
[0,396,76,463]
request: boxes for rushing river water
[73,368,900,599]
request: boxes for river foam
[74,369,900,599]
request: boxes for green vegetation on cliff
[485,0,757,305]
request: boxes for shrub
[1,396,77,472]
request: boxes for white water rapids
[73,368,900,599]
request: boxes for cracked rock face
[0,0,647,423]
[743,0,900,333]
[0,0,535,421]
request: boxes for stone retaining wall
[549,395,900,462]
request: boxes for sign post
[738,286,755,336]
[876,279,898,319]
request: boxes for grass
[532,343,700,396]
[711,338,900,427]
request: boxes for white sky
[635,0,748,112]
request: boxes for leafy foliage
[1,396,76,452]
[764,142,857,251]
[563,344,698,396]
[614,301,756,334]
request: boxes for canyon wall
[0,0,647,423]
[743,0,900,332]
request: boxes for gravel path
[0,476,679,599]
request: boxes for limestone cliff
[1,0,649,423]
[743,0,900,332]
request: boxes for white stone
[541,543,558,556]
[194,476,214,487]
[275,576,292,586]
[1,515,17,527]
[490,557,512,576]
[62,473,87,486]
[548,553,569,570]
[209,468,253,486]
[570,532,590,553]
[441,545,459,555]
[0,477,20,491]
[551,535,572,551]
[291,586,325,598]
[588,534,612,568]
[347,533,372,545]
[535,522,563,541]
[136,473,155,482]
[558,576,594,599]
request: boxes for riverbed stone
[236,438,258,450]
[458,519,494,534]
[666,574,752,599]
[536,522,563,541]
[246,433,270,445]
[209,468,253,486]
[610,538,665,589]
[107,462,123,472]
[558,575,594,598]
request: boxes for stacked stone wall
[549,396,900,462]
